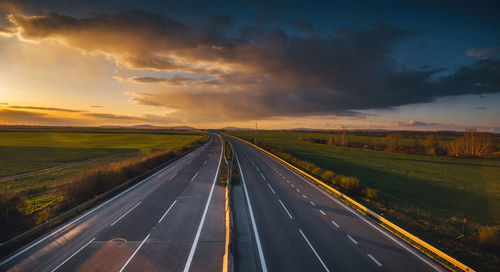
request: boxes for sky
[0,0,499,131]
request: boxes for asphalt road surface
[227,136,448,272]
[1,135,225,272]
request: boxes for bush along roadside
[239,137,499,272]
[0,134,208,257]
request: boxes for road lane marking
[291,184,295,188]
[347,234,358,245]
[231,142,268,272]
[203,160,207,165]
[302,194,308,199]
[271,157,443,272]
[296,189,300,193]
[260,172,266,180]
[331,220,340,228]
[278,199,293,219]
[299,229,330,272]
[191,171,198,182]
[0,145,194,267]
[183,136,223,272]
[319,210,326,216]
[286,179,290,183]
[310,201,316,206]
[119,233,150,272]
[50,237,95,272]
[267,183,276,195]
[169,172,178,180]
[111,202,142,226]
[368,254,383,267]
[158,200,177,223]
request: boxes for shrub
[364,187,379,199]
[0,192,27,217]
[478,225,500,250]
[311,167,324,177]
[321,170,336,183]
[339,176,362,195]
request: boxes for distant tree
[448,129,494,157]
[327,134,335,146]
[386,133,403,152]
[338,126,349,146]
[424,134,441,156]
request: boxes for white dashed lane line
[298,229,330,272]
[310,201,316,206]
[191,172,198,182]
[302,194,308,199]
[367,254,383,267]
[278,199,293,219]
[347,234,358,245]
[267,183,276,194]
[319,210,326,216]
[331,220,340,228]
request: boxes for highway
[227,136,447,272]
[0,135,225,272]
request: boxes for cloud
[473,106,487,111]
[90,105,103,108]
[466,47,500,58]
[84,112,177,123]
[8,105,84,112]
[289,17,313,32]
[4,10,500,120]
[391,120,439,127]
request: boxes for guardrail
[225,134,475,272]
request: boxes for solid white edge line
[298,229,330,272]
[230,140,268,272]
[191,171,198,182]
[182,136,223,272]
[331,220,340,228]
[50,237,95,272]
[158,200,178,223]
[0,140,199,267]
[347,234,358,245]
[258,147,444,272]
[368,253,383,267]
[119,233,151,272]
[110,201,142,226]
[267,183,276,195]
[278,199,293,219]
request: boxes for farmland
[0,127,204,241]
[228,130,500,224]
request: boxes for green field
[0,131,202,177]
[0,129,202,213]
[228,131,500,225]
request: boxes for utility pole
[255,122,258,145]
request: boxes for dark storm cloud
[289,17,313,32]
[3,7,500,119]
